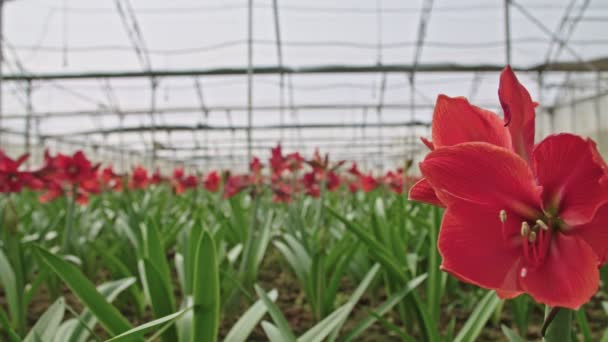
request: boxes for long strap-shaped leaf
[191,231,220,342]
[224,289,278,342]
[23,298,65,342]
[105,308,191,342]
[33,246,133,337]
[58,277,136,342]
[453,291,501,342]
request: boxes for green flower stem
[543,306,571,342]
[61,185,77,253]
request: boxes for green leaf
[106,308,191,342]
[255,284,297,342]
[453,291,501,342]
[0,248,20,331]
[602,327,608,342]
[501,324,525,342]
[261,321,287,342]
[341,274,428,342]
[33,246,133,337]
[224,289,278,342]
[24,298,65,342]
[63,277,136,342]
[0,305,21,342]
[326,264,381,341]
[191,231,220,342]
[298,305,349,342]
[141,259,178,341]
[142,222,173,299]
[576,308,592,342]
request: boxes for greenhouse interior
[1,0,608,341]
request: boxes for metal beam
[44,120,430,137]
[1,102,465,120]
[4,60,608,81]
[246,0,254,162]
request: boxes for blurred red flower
[129,166,149,190]
[0,151,42,193]
[101,166,123,191]
[204,171,221,192]
[358,173,378,193]
[223,174,250,199]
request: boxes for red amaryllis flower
[53,151,98,184]
[171,167,192,194]
[172,167,185,181]
[101,166,123,191]
[348,162,361,176]
[326,171,340,191]
[382,171,404,194]
[272,182,292,203]
[358,173,378,193]
[204,171,221,192]
[36,151,100,205]
[285,152,304,171]
[39,180,64,203]
[412,66,608,309]
[129,166,149,190]
[269,144,286,175]
[249,157,264,186]
[409,69,523,207]
[301,171,321,198]
[348,181,359,193]
[0,151,42,193]
[182,175,198,189]
[223,174,250,199]
[151,168,163,184]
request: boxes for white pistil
[520,267,527,278]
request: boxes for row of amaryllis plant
[0,145,418,204]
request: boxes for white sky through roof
[1,0,607,170]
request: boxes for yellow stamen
[499,210,507,223]
[521,222,530,237]
[528,231,537,243]
[536,219,549,230]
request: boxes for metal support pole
[570,82,576,133]
[537,72,543,138]
[409,73,416,161]
[149,78,158,167]
[0,0,4,145]
[595,72,603,149]
[25,80,32,162]
[271,0,284,143]
[504,0,512,65]
[246,0,254,162]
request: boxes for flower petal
[420,137,435,151]
[431,95,512,149]
[566,202,608,264]
[532,133,608,225]
[439,201,522,293]
[498,66,536,162]
[520,234,599,309]
[420,142,541,217]
[408,178,444,207]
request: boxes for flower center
[8,174,19,183]
[519,218,553,270]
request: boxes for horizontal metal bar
[44,121,429,137]
[1,102,452,120]
[4,59,608,81]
